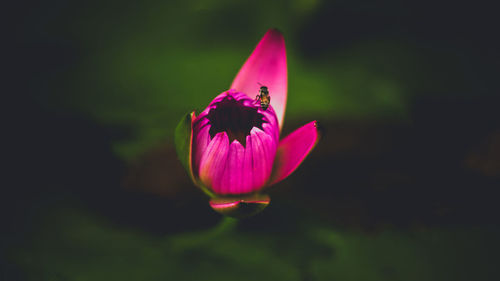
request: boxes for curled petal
[196,129,278,195]
[196,90,279,140]
[199,127,277,195]
[269,121,320,185]
[193,91,280,195]
[209,194,270,218]
[231,29,287,130]
[191,116,211,178]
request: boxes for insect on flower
[175,29,320,218]
[255,84,271,110]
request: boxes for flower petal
[225,140,244,194]
[198,128,277,195]
[191,117,211,178]
[193,90,280,195]
[223,127,276,195]
[198,132,230,193]
[209,194,270,218]
[248,127,277,191]
[230,29,287,130]
[269,121,320,185]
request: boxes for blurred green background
[3,0,500,280]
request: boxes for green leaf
[174,111,195,180]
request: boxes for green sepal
[174,111,195,177]
[174,111,215,198]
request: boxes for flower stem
[212,216,238,235]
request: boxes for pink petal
[209,194,271,218]
[196,90,279,140]
[194,90,281,195]
[198,132,230,193]
[225,140,244,194]
[198,128,277,195]
[230,29,287,130]
[191,117,211,179]
[269,121,320,185]
[248,127,277,191]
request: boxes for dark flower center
[207,96,265,146]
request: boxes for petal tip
[313,120,324,144]
[230,28,288,129]
[261,28,285,51]
[266,28,283,37]
[268,120,320,186]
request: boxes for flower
[175,29,320,218]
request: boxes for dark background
[3,0,500,280]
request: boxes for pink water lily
[175,29,320,217]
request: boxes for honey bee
[255,85,270,110]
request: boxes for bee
[255,85,271,110]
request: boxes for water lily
[175,29,320,218]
